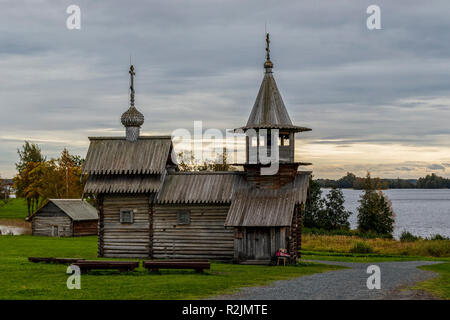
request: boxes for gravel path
[214,260,441,300]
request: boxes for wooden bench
[142,260,210,273]
[28,257,85,264]
[71,260,139,274]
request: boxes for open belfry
[82,34,312,264]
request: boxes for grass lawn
[413,263,450,300]
[0,198,29,220]
[0,235,342,300]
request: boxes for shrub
[350,241,374,254]
[429,234,449,241]
[400,231,420,242]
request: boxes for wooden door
[51,225,59,237]
[245,228,271,261]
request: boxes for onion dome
[121,106,144,127]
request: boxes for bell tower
[235,34,311,188]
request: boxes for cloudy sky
[1,0,450,179]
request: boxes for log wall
[153,204,234,260]
[243,163,300,189]
[73,220,98,236]
[101,194,150,258]
[32,203,72,237]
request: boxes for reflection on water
[322,188,450,239]
[0,220,31,235]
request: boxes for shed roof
[82,136,173,175]
[156,172,247,204]
[84,174,163,194]
[235,73,311,133]
[40,199,98,221]
[224,172,310,227]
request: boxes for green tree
[304,176,323,228]
[337,172,356,188]
[15,141,45,173]
[14,142,45,216]
[320,187,351,230]
[357,172,395,236]
[177,150,235,172]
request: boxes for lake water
[321,189,450,239]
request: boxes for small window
[120,209,134,224]
[177,210,190,225]
[280,133,290,146]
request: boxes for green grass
[0,198,29,220]
[301,250,450,263]
[0,235,342,300]
[413,263,450,300]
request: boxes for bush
[400,231,420,242]
[350,241,374,254]
[429,234,449,241]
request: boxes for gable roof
[236,73,311,132]
[224,172,310,227]
[82,136,173,175]
[156,172,247,204]
[37,199,98,221]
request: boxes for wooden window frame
[177,210,190,225]
[120,208,134,224]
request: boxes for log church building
[82,35,312,264]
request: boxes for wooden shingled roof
[224,172,310,227]
[82,136,173,175]
[156,172,248,204]
[32,199,98,221]
[84,174,163,194]
[156,171,309,211]
[236,73,311,132]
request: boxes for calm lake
[322,189,450,239]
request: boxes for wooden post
[97,194,104,257]
[297,203,304,258]
[149,203,153,258]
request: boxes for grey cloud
[1,0,450,177]
[427,164,446,171]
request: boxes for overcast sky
[1,0,450,179]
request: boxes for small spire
[264,33,273,71]
[129,65,135,107]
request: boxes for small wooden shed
[31,199,98,237]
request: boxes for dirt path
[214,260,441,300]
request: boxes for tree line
[316,172,449,189]
[12,141,86,217]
